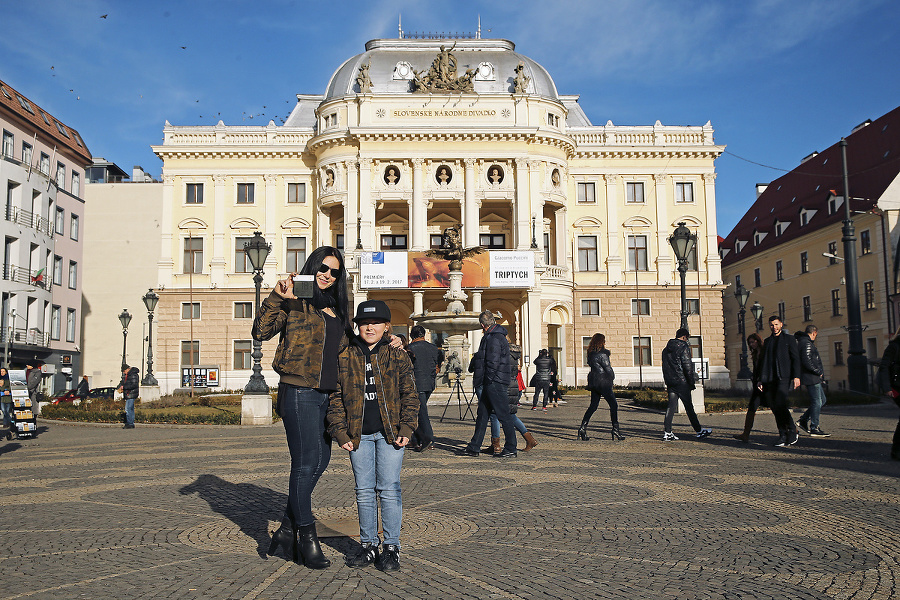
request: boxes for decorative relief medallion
[501,109,510,118]
[435,165,453,185]
[384,165,400,186]
[376,108,386,118]
[487,165,504,185]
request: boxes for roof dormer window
[16,94,34,115]
[774,220,790,237]
[827,194,844,215]
[735,239,748,253]
[753,230,768,246]
[799,207,817,226]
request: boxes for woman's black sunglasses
[317,264,341,278]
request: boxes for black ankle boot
[297,523,330,569]
[577,422,589,441]
[267,509,297,562]
[612,425,625,441]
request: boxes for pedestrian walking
[795,325,829,437]
[579,333,624,441]
[531,348,556,411]
[407,325,444,452]
[733,333,764,442]
[758,315,801,447]
[1,368,13,440]
[116,364,139,429]
[876,331,900,461]
[661,328,711,441]
[485,343,537,453]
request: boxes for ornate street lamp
[750,301,764,332]
[118,309,132,371]
[141,289,159,386]
[243,232,271,394]
[669,222,697,332]
[735,284,752,379]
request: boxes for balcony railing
[5,205,54,236]
[0,327,50,347]
[542,265,569,279]
[2,264,48,289]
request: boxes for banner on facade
[359,251,532,289]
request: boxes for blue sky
[2,0,898,236]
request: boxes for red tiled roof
[0,78,92,165]
[720,105,900,266]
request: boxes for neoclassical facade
[151,36,728,393]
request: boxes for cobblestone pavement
[1,397,898,600]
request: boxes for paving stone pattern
[1,398,898,599]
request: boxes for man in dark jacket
[117,364,140,429]
[26,363,42,413]
[531,349,556,410]
[408,325,444,452]
[876,333,900,461]
[75,375,90,400]
[757,315,801,447]
[460,311,516,457]
[661,329,710,440]
[795,325,829,437]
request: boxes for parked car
[50,390,80,405]
[87,387,117,400]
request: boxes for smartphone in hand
[292,274,315,298]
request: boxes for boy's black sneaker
[808,428,830,437]
[457,448,479,457]
[375,544,400,572]
[494,448,517,458]
[345,543,379,568]
[796,420,810,434]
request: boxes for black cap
[353,300,392,323]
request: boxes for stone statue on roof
[412,43,475,94]
[513,62,530,94]
[356,62,372,94]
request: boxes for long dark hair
[747,333,763,364]
[300,246,351,331]
[587,333,607,354]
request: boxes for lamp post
[243,232,271,394]
[750,301,764,332]
[531,214,538,249]
[141,289,159,386]
[669,222,697,332]
[735,284,752,379]
[118,309,132,371]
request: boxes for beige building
[149,35,728,394]
[720,106,900,390]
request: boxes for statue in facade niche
[412,43,476,93]
[356,61,372,93]
[513,61,530,93]
[426,224,484,271]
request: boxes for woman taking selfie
[253,246,351,569]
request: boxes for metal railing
[1,264,48,289]
[4,205,54,236]
[0,327,50,347]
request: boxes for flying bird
[180,46,186,50]
[100,14,108,19]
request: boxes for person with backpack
[876,331,900,461]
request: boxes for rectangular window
[1,130,12,157]
[234,340,252,370]
[66,308,76,342]
[778,301,786,322]
[543,233,551,265]
[479,234,505,249]
[234,237,254,273]
[186,183,203,204]
[70,214,79,241]
[381,235,408,250]
[430,234,444,249]
[236,182,254,204]
[633,336,652,366]
[754,268,761,288]
[71,171,80,197]
[686,298,700,315]
[688,336,702,358]
[864,281,875,310]
[55,207,65,235]
[803,296,811,321]
[39,152,50,175]
[181,341,200,366]
[183,237,203,274]
[50,305,61,340]
[577,236,598,271]
[775,260,783,281]
[627,235,648,271]
[626,182,644,203]
[68,261,77,289]
[675,182,694,203]
[582,336,592,367]
[631,299,650,316]
[735,275,742,289]
[22,141,32,166]
[581,299,599,316]
[800,251,809,273]
[234,302,253,319]
[53,255,63,285]
[56,162,66,189]
[828,241,838,264]
[576,182,595,203]
[335,234,344,251]
[860,230,871,255]
[287,182,306,204]
[181,302,200,320]
[834,341,844,365]
[831,289,841,316]
[286,237,307,273]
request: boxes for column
[411,158,426,250]
[554,207,567,269]
[654,174,672,284]
[263,174,278,284]
[514,159,531,250]
[359,158,374,250]
[413,291,424,316]
[702,172,721,284]
[159,174,175,288]
[605,174,622,283]
[210,174,227,287]
[471,291,483,351]
[463,159,479,247]
[314,169,330,246]
[344,161,358,255]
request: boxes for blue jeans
[125,397,135,426]
[349,431,405,546]
[279,384,332,527]
[1,401,12,427]
[467,381,516,453]
[800,382,827,429]
[491,413,527,437]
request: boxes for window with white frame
[71,171,80,196]
[627,235,648,271]
[70,214,79,241]
[68,261,77,288]
[286,237,307,273]
[626,182,645,203]
[181,302,201,320]
[39,152,50,175]
[287,182,306,203]
[381,234,408,250]
[828,194,844,215]
[66,308,76,342]
[1,130,13,157]
[675,182,694,203]
[577,182,595,203]
[686,298,700,315]
[234,237,254,273]
[236,182,255,204]
[21,141,32,166]
[55,207,65,235]
[50,305,61,340]
[234,302,253,319]
[581,299,599,316]
[56,162,66,189]
[633,336,652,366]
[183,237,203,274]
[52,255,63,285]
[577,236,598,271]
[479,234,505,249]
[631,299,650,316]
[186,183,203,204]
[234,340,252,369]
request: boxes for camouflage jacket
[326,336,419,448]
[251,291,348,388]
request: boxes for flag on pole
[31,268,45,284]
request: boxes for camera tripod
[440,369,475,422]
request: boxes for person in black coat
[757,315,801,447]
[116,364,140,429]
[484,344,537,453]
[531,349,556,410]
[794,325,829,437]
[661,329,711,441]
[733,333,764,442]
[407,325,444,452]
[579,333,623,441]
[75,375,90,400]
